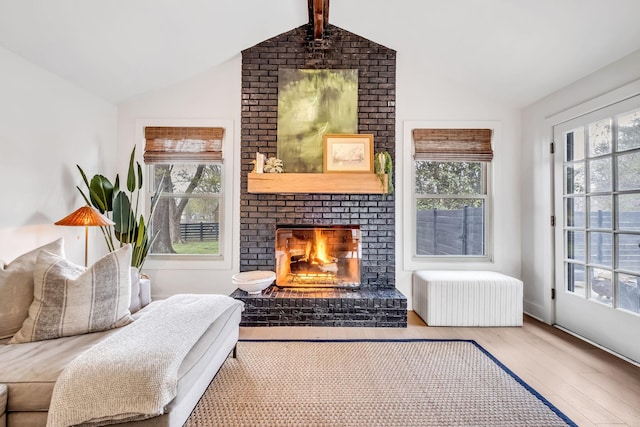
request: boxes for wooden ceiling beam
[308,0,329,40]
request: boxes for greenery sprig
[374,151,393,194]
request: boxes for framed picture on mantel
[323,134,374,173]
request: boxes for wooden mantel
[247,172,388,194]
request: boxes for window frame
[148,162,225,259]
[402,121,498,271]
[413,159,492,261]
[134,119,234,271]
[557,99,640,312]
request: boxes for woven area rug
[185,339,576,426]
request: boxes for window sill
[142,254,228,270]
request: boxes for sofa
[0,239,243,426]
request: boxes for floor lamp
[55,206,114,267]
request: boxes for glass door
[553,95,640,363]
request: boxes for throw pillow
[0,238,65,339]
[10,245,134,344]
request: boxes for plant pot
[130,267,152,312]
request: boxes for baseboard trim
[553,324,640,367]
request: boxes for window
[561,106,640,313]
[413,128,493,258]
[144,127,224,256]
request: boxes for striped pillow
[0,238,65,339]
[10,245,134,344]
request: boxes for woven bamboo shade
[144,127,224,163]
[413,128,493,161]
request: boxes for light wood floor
[240,311,640,427]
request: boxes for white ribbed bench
[413,271,523,327]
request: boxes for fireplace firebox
[275,225,361,288]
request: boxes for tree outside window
[143,126,225,257]
[415,160,487,256]
[150,163,222,255]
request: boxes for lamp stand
[54,206,114,268]
[84,225,89,267]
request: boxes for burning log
[319,263,338,273]
[290,254,307,263]
[290,260,338,275]
[290,260,313,273]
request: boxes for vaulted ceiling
[1,0,640,107]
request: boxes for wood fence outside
[416,207,484,256]
[180,222,219,242]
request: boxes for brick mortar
[230,287,408,327]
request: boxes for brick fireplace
[230,22,407,327]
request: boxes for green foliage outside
[415,161,484,210]
[172,241,219,255]
[151,164,222,255]
[567,113,640,210]
[277,69,358,172]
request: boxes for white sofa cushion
[0,238,65,339]
[10,245,133,344]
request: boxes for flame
[314,228,332,264]
[305,228,332,265]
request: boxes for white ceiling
[1,0,640,107]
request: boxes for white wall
[116,56,241,298]
[0,46,117,266]
[117,50,523,307]
[395,57,523,310]
[4,27,638,320]
[521,48,640,322]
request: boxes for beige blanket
[46,294,243,427]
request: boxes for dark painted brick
[238,23,403,326]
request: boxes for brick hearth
[231,287,407,327]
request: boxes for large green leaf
[135,216,147,246]
[127,147,136,192]
[137,161,143,190]
[131,216,149,268]
[77,165,90,189]
[113,192,136,243]
[89,175,114,213]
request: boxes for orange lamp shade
[54,205,114,267]
[55,206,114,227]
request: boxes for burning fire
[275,225,360,288]
[309,228,333,265]
[292,229,338,278]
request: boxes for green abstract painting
[277,69,358,173]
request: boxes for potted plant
[374,151,394,194]
[76,147,162,270]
